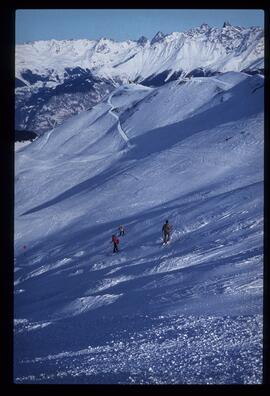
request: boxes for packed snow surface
[14,72,264,384]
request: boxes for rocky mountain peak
[151,31,166,45]
[223,21,232,28]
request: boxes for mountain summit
[150,31,166,45]
[137,36,148,46]
[223,21,232,28]
[200,23,210,31]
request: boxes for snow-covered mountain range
[15,22,264,134]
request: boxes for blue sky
[16,9,264,44]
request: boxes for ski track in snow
[107,91,131,145]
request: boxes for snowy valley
[14,24,264,384]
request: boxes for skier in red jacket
[111,234,120,253]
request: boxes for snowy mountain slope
[14,72,263,384]
[15,23,264,134]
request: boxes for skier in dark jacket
[162,220,172,244]
[111,234,120,253]
[118,225,125,236]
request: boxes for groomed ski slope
[14,72,264,384]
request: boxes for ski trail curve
[107,92,131,145]
[39,127,55,149]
